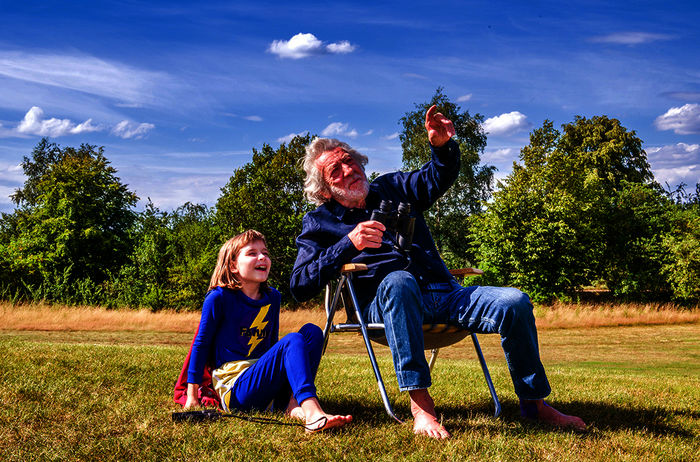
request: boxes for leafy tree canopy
[1,139,138,287]
[472,116,668,301]
[399,88,494,267]
[215,134,313,302]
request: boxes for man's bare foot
[409,389,450,439]
[521,399,586,431]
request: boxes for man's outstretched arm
[425,104,456,147]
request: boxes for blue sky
[1,0,699,213]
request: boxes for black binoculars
[370,200,415,251]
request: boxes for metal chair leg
[322,276,345,355]
[346,277,403,423]
[471,333,501,417]
[428,348,439,372]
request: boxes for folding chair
[321,263,501,423]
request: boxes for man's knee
[503,288,532,311]
[377,271,420,301]
[499,288,534,329]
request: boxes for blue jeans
[229,323,323,411]
[363,271,551,400]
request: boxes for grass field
[0,303,698,461]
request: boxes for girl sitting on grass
[185,229,352,432]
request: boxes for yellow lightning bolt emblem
[247,304,270,356]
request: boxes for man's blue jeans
[363,271,551,400]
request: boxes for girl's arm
[187,290,220,388]
[184,383,200,409]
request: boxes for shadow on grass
[324,397,699,438]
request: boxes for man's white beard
[330,177,369,206]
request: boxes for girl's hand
[184,395,200,409]
[185,383,201,409]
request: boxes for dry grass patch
[1,300,697,336]
[0,302,201,333]
[534,301,700,328]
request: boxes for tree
[399,88,494,267]
[1,139,138,301]
[166,202,220,308]
[472,116,661,301]
[215,134,313,302]
[109,201,219,310]
[660,186,700,303]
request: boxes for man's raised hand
[348,221,386,250]
[424,105,456,147]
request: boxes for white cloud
[402,72,428,80]
[112,120,155,139]
[646,142,700,187]
[127,171,231,212]
[72,118,101,133]
[483,147,518,163]
[277,132,306,144]
[457,94,472,102]
[654,104,700,135]
[482,111,531,136]
[0,51,166,105]
[590,32,675,45]
[321,122,358,138]
[16,106,102,137]
[0,122,15,138]
[646,142,700,168]
[384,132,400,140]
[326,41,356,54]
[0,162,25,209]
[243,115,263,122]
[662,91,700,102]
[268,33,356,59]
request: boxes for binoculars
[370,200,415,251]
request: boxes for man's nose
[342,163,354,175]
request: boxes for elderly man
[290,106,585,439]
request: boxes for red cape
[173,325,221,408]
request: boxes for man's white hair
[302,137,368,205]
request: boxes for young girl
[185,230,351,432]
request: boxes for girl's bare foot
[521,399,586,431]
[305,412,353,433]
[409,389,450,439]
[284,397,305,421]
[300,397,352,433]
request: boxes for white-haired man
[290,106,585,439]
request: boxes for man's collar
[326,199,348,219]
[325,188,379,219]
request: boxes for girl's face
[231,240,271,285]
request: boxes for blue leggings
[228,323,323,411]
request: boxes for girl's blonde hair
[208,229,269,292]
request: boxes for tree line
[1,89,698,310]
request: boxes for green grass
[1,324,698,461]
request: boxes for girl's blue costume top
[187,286,281,385]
